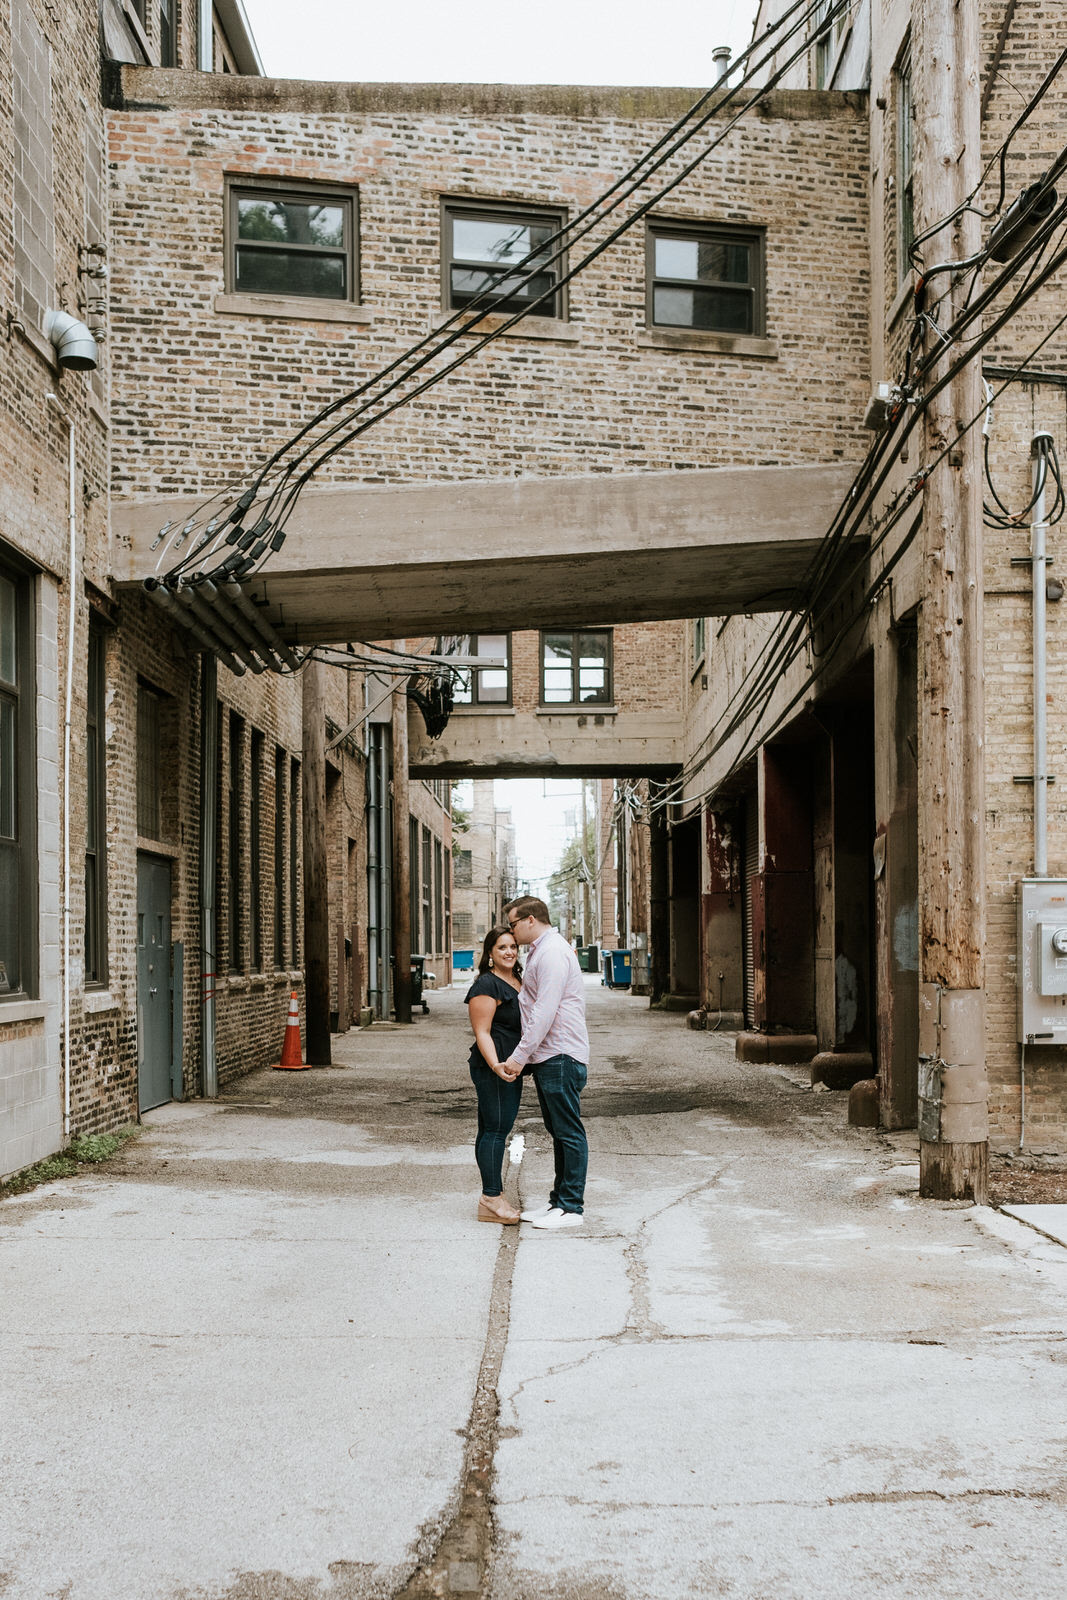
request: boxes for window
[290,757,301,963]
[85,624,107,986]
[274,748,286,968]
[250,730,263,971]
[0,558,36,997]
[421,825,433,953]
[409,815,420,947]
[541,631,613,706]
[815,0,845,88]
[453,910,472,945]
[227,178,358,303]
[454,849,473,889]
[646,221,765,336]
[452,634,511,706]
[434,837,444,953]
[228,714,244,970]
[159,0,176,66]
[137,684,162,838]
[442,199,565,320]
[692,617,706,665]
[897,47,916,282]
[12,0,55,334]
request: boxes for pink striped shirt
[512,927,590,1067]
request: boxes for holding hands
[495,1058,522,1082]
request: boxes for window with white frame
[541,630,612,706]
[452,634,511,705]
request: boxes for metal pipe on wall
[366,728,381,1016]
[1032,433,1053,876]
[46,401,77,1138]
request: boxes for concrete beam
[408,707,684,779]
[113,463,860,643]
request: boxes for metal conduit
[177,582,266,675]
[198,578,283,670]
[144,579,246,675]
[224,580,302,672]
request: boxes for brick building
[5,0,1066,1191]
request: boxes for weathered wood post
[915,0,988,1199]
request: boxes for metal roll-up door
[742,786,759,1028]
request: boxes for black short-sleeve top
[465,972,523,1069]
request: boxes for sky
[241,0,758,87]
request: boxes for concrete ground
[2,980,1067,1600]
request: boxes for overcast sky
[242,0,758,86]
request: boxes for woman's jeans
[530,1054,588,1214]
[470,1060,523,1195]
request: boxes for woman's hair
[477,926,522,977]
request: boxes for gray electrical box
[1017,878,1067,1043]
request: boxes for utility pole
[915,0,987,1200]
[580,777,592,944]
[391,678,413,1025]
[301,658,331,1064]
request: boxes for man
[499,896,589,1230]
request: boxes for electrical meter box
[1017,878,1067,1043]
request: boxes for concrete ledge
[735,1031,818,1065]
[810,1050,874,1090]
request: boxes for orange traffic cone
[272,990,308,1070]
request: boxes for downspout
[200,653,218,1097]
[1022,433,1053,1148]
[1032,433,1052,876]
[367,728,380,1016]
[45,396,76,1138]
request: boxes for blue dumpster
[453,949,475,972]
[603,949,632,989]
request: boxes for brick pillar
[874,619,920,1128]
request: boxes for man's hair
[504,895,551,925]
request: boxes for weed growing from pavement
[1,1126,140,1200]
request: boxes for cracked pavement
[2,980,1067,1599]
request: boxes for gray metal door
[137,854,172,1112]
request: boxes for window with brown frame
[646,220,765,337]
[442,199,566,320]
[540,630,613,706]
[227,178,359,303]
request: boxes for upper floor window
[692,617,706,665]
[227,178,359,303]
[159,0,176,66]
[541,630,612,706]
[442,199,565,320]
[815,0,845,88]
[896,47,916,282]
[646,221,765,337]
[453,634,511,706]
[0,557,37,998]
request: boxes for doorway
[137,853,173,1112]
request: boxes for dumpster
[603,949,632,989]
[576,943,599,974]
[410,954,430,1013]
[453,949,475,972]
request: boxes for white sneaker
[520,1203,555,1222]
[529,1207,584,1230]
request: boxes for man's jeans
[530,1053,588,1213]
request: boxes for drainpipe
[1032,433,1053,876]
[200,654,218,1096]
[197,0,213,70]
[46,396,76,1138]
[367,728,381,1016]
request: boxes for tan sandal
[477,1196,521,1224]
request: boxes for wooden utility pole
[915,0,988,1200]
[391,680,413,1025]
[301,658,331,1064]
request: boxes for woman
[466,926,525,1223]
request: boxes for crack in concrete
[391,1177,520,1600]
[621,1163,737,1341]
[492,1485,1067,1512]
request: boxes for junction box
[1017,878,1067,1043]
